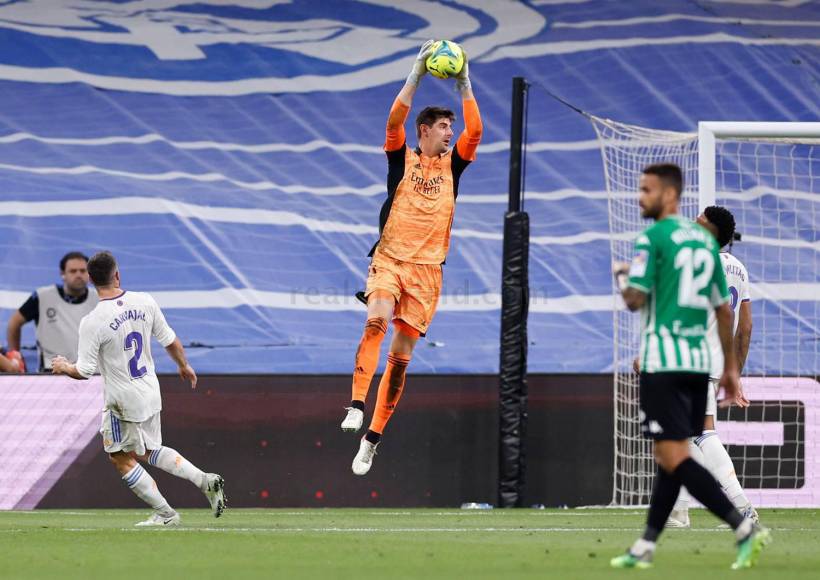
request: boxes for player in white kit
[667,206,758,527]
[51,251,226,527]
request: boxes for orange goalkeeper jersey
[369,98,482,265]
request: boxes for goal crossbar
[698,122,820,208]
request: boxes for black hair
[87,251,118,287]
[703,205,736,248]
[415,106,455,139]
[60,251,89,272]
[642,163,683,198]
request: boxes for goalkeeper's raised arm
[385,40,435,151]
[453,50,482,163]
[385,41,482,158]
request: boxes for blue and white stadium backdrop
[0,0,817,374]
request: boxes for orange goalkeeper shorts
[364,250,442,336]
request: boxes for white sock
[672,439,705,512]
[735,518,754,541]
[122,464,173,514]
[696,430,751,509]
[673,486,690,513]
[631,538,656,556]
[148,446,207,490]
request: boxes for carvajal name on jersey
[109,309,147,331]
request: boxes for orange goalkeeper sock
[367,352,411,438]
[351,317,388,406]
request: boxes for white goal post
[592,117,820,507]
[699,122,820,208]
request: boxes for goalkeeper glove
[406,39,435,87]
[455,51,471,95]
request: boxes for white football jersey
[76,291,176,422]
[707,252,751,379]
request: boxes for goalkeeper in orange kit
[340,40,482,475]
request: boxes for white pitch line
[10,510,648,517]
[13,511,104,516]
[242,511,648,517]
[59,526,820,533]
[61,527,650,533]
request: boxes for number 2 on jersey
[729,286,739,310]
[674,247,714,309]
[124,331,148,379]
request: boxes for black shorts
[639,372,709,440]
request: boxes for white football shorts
[100,409,162,456]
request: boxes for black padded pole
[498,77,530,508]
[507,77,526,213]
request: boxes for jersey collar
[100,290,127,302]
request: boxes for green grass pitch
[1,509,818,579]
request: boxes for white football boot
[203,473,227,518]
[744,505,760,524]
[135,510,180,527]
[352,437,378,476]
[341,407,364,433]
[666,508,691,528]
[719,504,759,528]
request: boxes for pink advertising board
[0,374,103,509]
[716,377,820,508]
[0,375,817,508]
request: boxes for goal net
[592,117,820,506]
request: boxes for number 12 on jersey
[674,247,714,309]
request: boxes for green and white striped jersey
[627,215,730,374]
